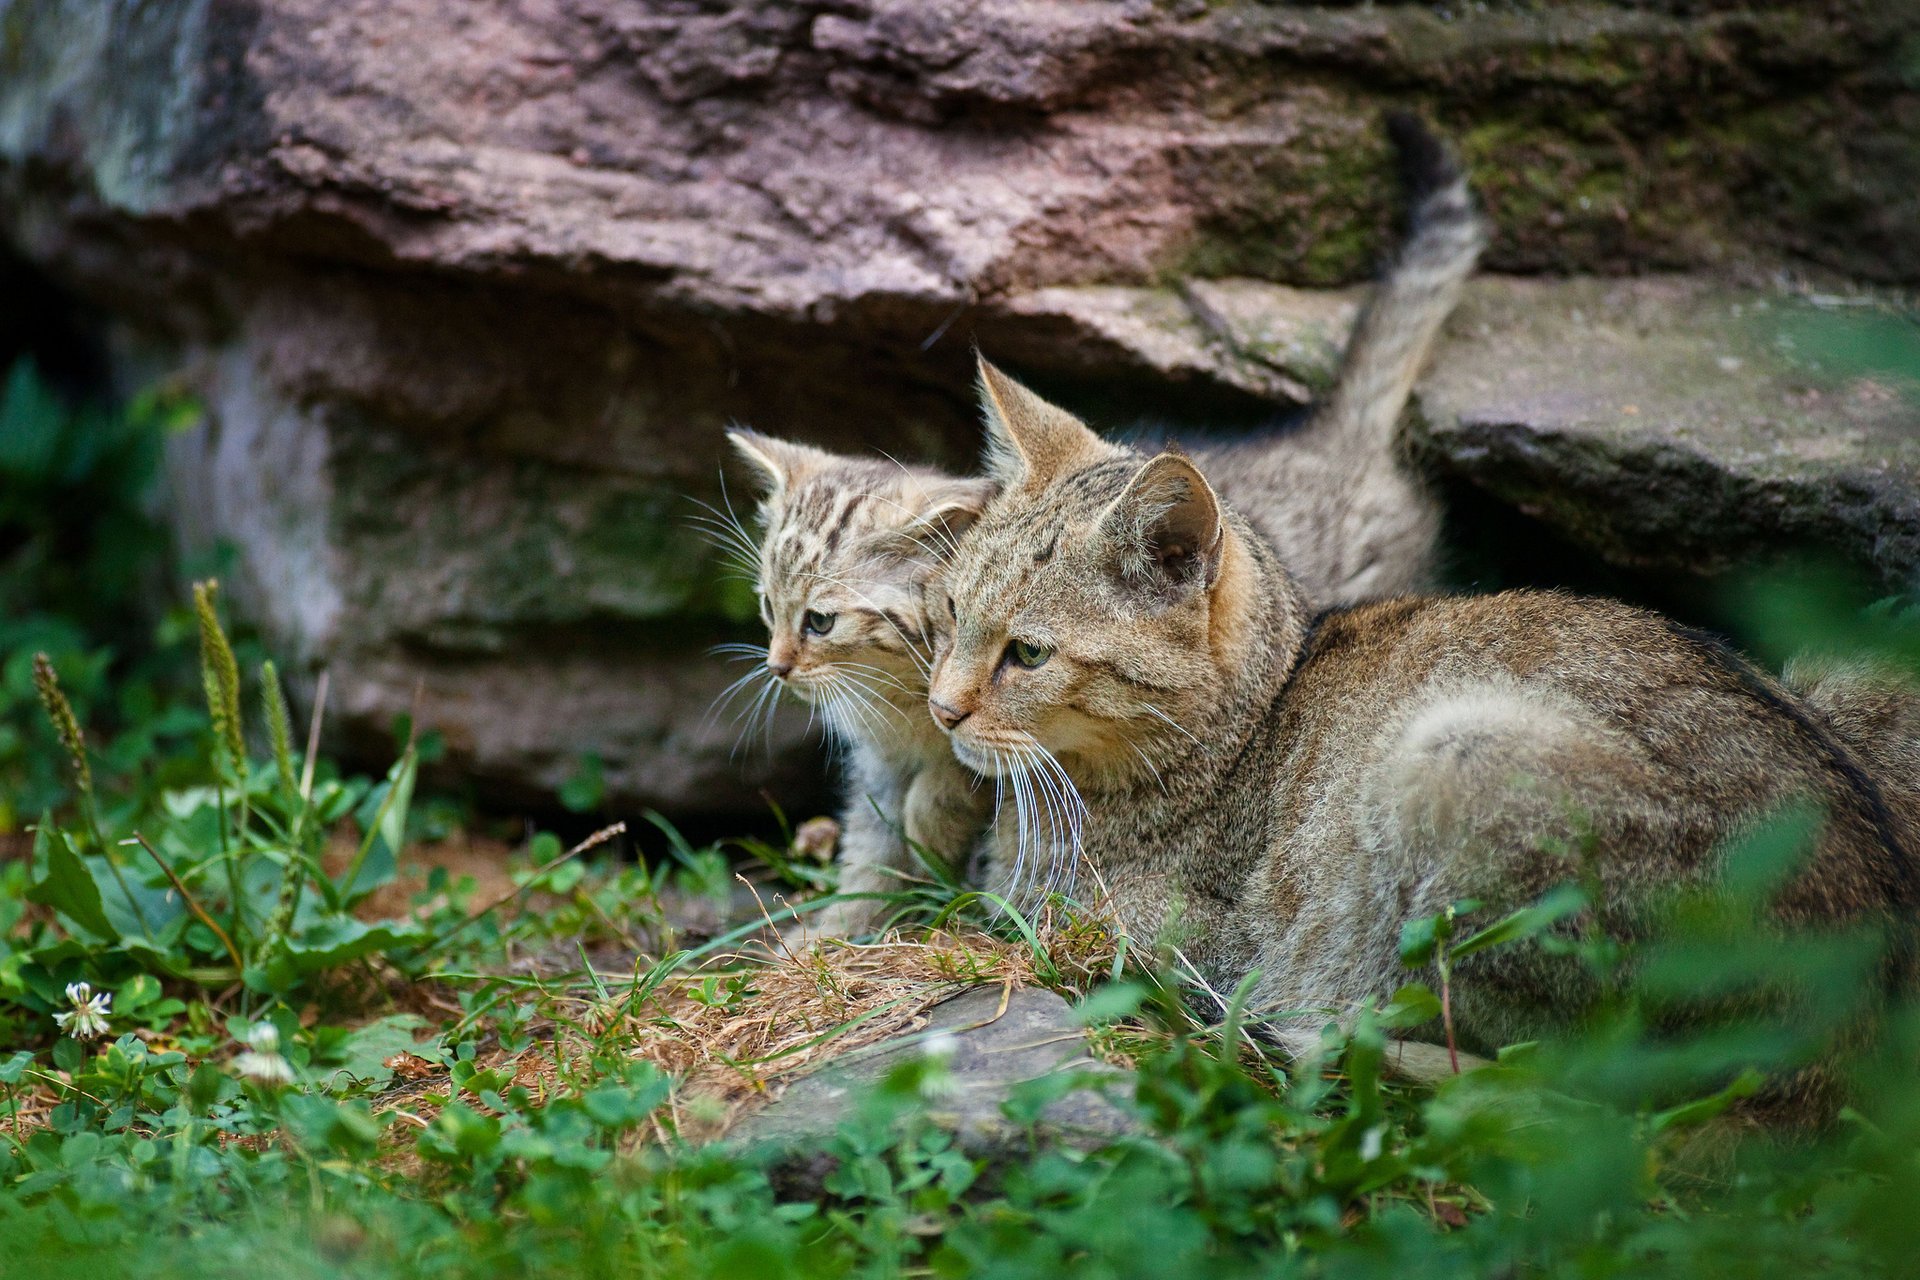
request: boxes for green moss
[329,420,749,650]
[1161,124,1397,287]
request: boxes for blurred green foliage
[0,361,209,830]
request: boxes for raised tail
[1312,113,1487,454]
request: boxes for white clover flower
[52,981,112,1041]
[233,1022,295,1086]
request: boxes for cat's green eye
[1007,639,1053,669]
[802,610,837,637]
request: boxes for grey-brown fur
[931,363,1917,1108]
[1786,654,1920,859]
[723,431,994,936]
[1199,112,1484,601]
[723,117,1483,935]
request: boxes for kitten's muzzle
[929,698,972,732]
[766,658,794,680]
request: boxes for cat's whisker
[1115,728,1170,795]
[1015,741,1087,905]
[1139,702,1203,751]
[834,663,922,700]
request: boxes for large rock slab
[1410,277,1920,594]
[2,0,1914,811]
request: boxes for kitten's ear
[873,477,995,568]
[1101,452,1225,595]
[726,428,831,495]
[975,355,1106,490]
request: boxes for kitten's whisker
[853,490,968,565]
[704,666,773,737]
[799,570,934,678]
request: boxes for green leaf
[279,917,430,977]
[1649,1067,1765,1135]
[26,823,116,942]
[113,974,162,1014]
[1378,983,1443,1031]
[1072,981,1149,1027]
[1451,884,1588,961]
[559,753,605,813]
[314,1014,437,1094]
[1397,916,1439,969]
[340,749,416,904]
[0,1051,33,1085]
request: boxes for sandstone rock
[2,0,1913,811]
[727,984,1133,1165]
[1411,277,1920,594]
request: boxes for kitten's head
[928,361,1279,784]
[724,429,992,737]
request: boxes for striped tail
[1313,113,1487,452]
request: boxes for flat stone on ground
[728,984,1133,1158]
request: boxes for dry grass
[619,928,1044,1140]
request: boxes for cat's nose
[767,658,793,680]
[929,699,971,731]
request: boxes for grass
[5,358,1920,1277]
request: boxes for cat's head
[723,428,993,735]
[928,361,1281,785]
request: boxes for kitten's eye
[1006,639,1053,670]
[802,610,837,637]
[946,595,956,621]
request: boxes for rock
[1,0,1913,810]
[1412,277,1920,595]
[727,984,1133,1165]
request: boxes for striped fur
[724,430,995,936]
[726,115,1485,933]
[933,363,1918,1116]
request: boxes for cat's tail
[1782,654,1920,862]
[1311,113,1487,456]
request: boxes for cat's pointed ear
[1101,452,1225,594]
[727,428,831,495]
[975,355,1106,489]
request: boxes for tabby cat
[724,116,1485,934]
[928,362,1918,1092]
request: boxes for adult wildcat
[927,361,1917,1099]
[724,115,1485,934]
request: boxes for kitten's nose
[929,699,971,732]
[767,658,793,680]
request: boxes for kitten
[725,115,1484,934]
[928,361,1917,1103]
[722,433,994,935]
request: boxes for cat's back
[1256,590,1914,922]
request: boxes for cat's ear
[975,355,1106,490]
[1100,452,1225,595]
[726,428,831,495]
